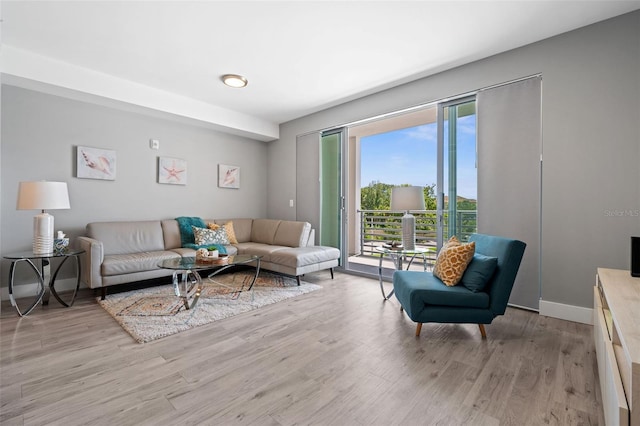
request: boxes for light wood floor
[1,271,603,425]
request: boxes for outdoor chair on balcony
[392,233,526,338]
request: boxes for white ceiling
[2,1,639,141]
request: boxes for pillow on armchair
[433,237,475,286]
[460,253,498,292]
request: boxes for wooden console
[594,268,640,426]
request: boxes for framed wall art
[77,146,116,180]
[218,164,240,189]
[158,157,187,185]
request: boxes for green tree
[360,181,437,211]
[360,181,393,210]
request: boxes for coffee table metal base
[161,255,263,310]
[172,270,203,310]
[207,258,262,300]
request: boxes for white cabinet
[595,268,640,426]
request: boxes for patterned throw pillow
[433,237,475,286]
[207,221,238,244]
[192,226,230,246]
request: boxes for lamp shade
[17,181,70,211]
[391,186,425,212]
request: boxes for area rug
[98,271,321,343]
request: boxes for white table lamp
[17,181,71,255]
[391,186,425,250]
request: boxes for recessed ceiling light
[221,74,248,88]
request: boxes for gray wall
[269,11,640,310]
[1,86,267,288]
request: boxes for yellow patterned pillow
[442,235,461,250]
[207,221,238,244]
[223,221,239,244]
[433,238,475,286]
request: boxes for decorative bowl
[54,238,69,252]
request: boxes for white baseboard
[3,280,594,326]
[1,278,81,301]
[539,299,593,325]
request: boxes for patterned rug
[98,271,322,343]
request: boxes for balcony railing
[358,209,477,256]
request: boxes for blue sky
[360,114,477,199]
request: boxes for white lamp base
[401,212,416,250]
[33,212,54,255]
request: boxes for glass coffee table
[375,246,436,301]
[158,254,261,310]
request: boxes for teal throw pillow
[176,216,206,246]
[460,253,498,292]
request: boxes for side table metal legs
[379,255,396,301]
[8,259,46,317]
[7,255,82,317]
[49,256,82,307]
[379,252,427,301]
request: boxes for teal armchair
[392,233,526,337]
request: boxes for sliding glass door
[439,98,477,246]
[319,130,344,250]
[341,97,477,277]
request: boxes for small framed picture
[218,164,240,189]
[158,157,187,185]
[77,146,116,180]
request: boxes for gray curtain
[477,76,542,310]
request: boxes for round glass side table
[375,246,436,300]
[4,249,85,316]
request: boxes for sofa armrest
[77,236,104,289]
[306,229,316,246]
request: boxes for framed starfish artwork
[218,164,240,189]
[158,157,187,185]
[77,146,116,180]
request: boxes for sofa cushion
[433,239,475,286]
[87,221,166,255]
[215,218,253,243]
[161,220,182,250]
[461,253,498,292]
[273,220,311,248]
[102,250,180,276]
[250,219,281,244]
[269,246,341,268]
[393,270,490,311]
[233,242,288,262]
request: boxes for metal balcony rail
[358,209,477,256]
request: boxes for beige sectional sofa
[78,218,340,298]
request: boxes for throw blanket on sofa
[175,216,227,254]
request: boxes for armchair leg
[296,276,301,286]
[478,324,487,339]
[330,268,334,279]
[416,323,423,337]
